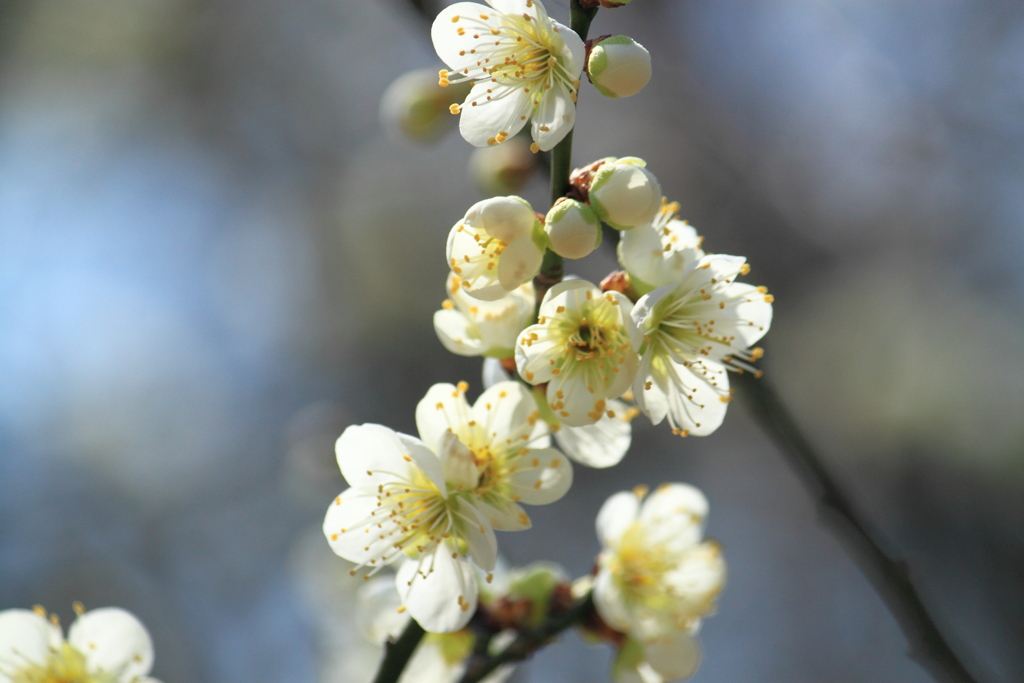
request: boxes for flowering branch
[372,619,426,683]
[734,371,979,683]
[457,592,595,683]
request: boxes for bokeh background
[1,0,1022,681]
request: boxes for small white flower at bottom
[593,483,725,644]
[0,605,159,683]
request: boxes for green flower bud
[587,157,662,230]
[379,68,471,143]
[587,36,652,99]
[544,198,602,259]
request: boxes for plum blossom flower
[593,484,725,682]
[631,253,773,436]
[432,0,585,152]
[515,280,640,427]
[446,196,545,301]
[415,381,573,533]
[434,273,535,358]
[0,605,159,683]
[617,199,705,295]
[324,423,497,632]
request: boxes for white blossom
[324,423,497,633]
[544,198,601,260]
[617,199,704,294]
[0,605,159,683]
[432,0,585,152]
[516,280,640,427]
[593,484,725,682]
[434,273,535,358]
[586,36,652,99]
[446,196,545,301]
[415,381,573,533]
[586,157,662,230]
[631,253,773,436]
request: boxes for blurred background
[1,0,1022,681]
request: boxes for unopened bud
[587,36,652,99]
[379,68,471,143]
[587,157,662,230]
[545,198,601,259]
[469,137,539,195]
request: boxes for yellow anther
[449,104,461,114]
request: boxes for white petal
[473,196,536,244]
[662,360,730,437]
[632,354,668,425]
[456,499,498,571]
[472,381,537,441]
[507,447,573,505]
[397,551,478,633]
[459,82,533,148]
[336,424,445,494]
[665,543,727,617]
[546,372,605,427]
[618,219,704,291]
[67,608,153,682]
[596,490,640,547]
[323,488,398,564]
[485,0,530,14]
[530,82,575,152]
[0,609,60,677]
[482,357,513,389]
[434,309,486,356]
[514,328,560,385]
[431,3,493,71]
[639,483,708,549]
[537,278,593,315]
[707,282,773,349]
[416,383,473,462]
[554,399,631,468]
[473,497,532,531]
[644,631,702,682]
[496,236,543,292]
[592,567,631,633]
[551,20,586,77]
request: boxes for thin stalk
[534,0,600,309]
[458,593,595,683]
[372,619,426,683]
[734,372,978,683]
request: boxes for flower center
[8,644,117,683]
[611,524,676,607]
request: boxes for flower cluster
[323,0,774,680]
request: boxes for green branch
[534,0,600,309]
[734,372,978,683]
[372,619,426,683]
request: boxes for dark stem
[534,0,600,309]
[734,372,978,683]
[458,593,595,683]
[371,619,426,683]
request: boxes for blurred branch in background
[735,371,980,683]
